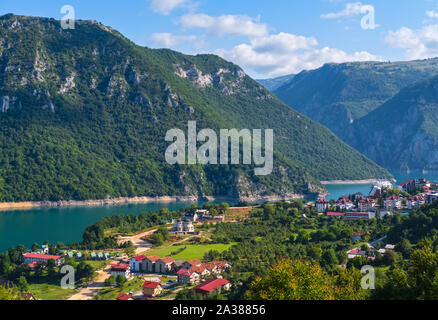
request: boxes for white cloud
[426,10,438,19]
[180,14,269,37]
[385,25,438,60]
[218,32,379,77]
[321,2,367,19]
[150,33,197,47]
[150,0,190,15]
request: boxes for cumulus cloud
[150,33,197,47]
[150,0,190,15]
[385,24,438,60]
[180,14,269,37]
[217,32,379,77]
[321,2,367,19]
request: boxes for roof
[187,259,201,266]
[116,293,133,301]
[111,263,129,271]
[143,281,162,289]
[327,212,344,217]
[159,257,175,264]
[400,179,415,187]
[190,266,208,274]
[348,250,359,255]
[193,278,230,293]
[146,256,160,262]
[23,253,61,260]
[132,255,147,262]
[409,195,425,201]
[316,198,328,204]
[386,195,401,201]
[177,268,196,276]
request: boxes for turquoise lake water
[1,171,437,252]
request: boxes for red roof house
[193,278,230,295]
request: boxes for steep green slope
[349,76,438,171]
[0,15,390,201]
[274,60,438,139]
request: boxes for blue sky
[1,0,438,78]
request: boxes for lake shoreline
[321,179,388,185]
[0,193,310,211]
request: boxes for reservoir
[0,171,437,252]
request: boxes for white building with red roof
[407,195,425,210]
[129,255,146,273]
[385,195,402,211]
[358,198,376,212]
[336,198,353,211]
[110,263,130,278]
[22,253,63,266]
[177,268,200,284]
[316,198,329,212]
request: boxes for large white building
[316,198,329,212]
[407,195,425,210]
[385,195,402,211]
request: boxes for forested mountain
[273,60,438,138]
[0,14,390,201]
[270,60,438,171]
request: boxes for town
[2,178,437,300]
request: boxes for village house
[399,179,417,193]
[177,268,200,284]
[385,195,402,211]
[171,260,185,273]
[336,198,354,211]
[142,281,163,297]
[110,263,130,278]
[22,253,64,266]
[142,256,160,273]
[407,195,425,209]
[182,259,202,270]
[358,198,376,212]
[213,261,231,273]
[201,262,219,274]
[129,255,146,273]
[316,198,329,212]
[155,257,175,274]
[193,278,231,295]
[190,265,211,278]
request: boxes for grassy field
[96,277,145,300]
[29,282,78,300]
[146,243,236,261]
[84,260,109,270]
